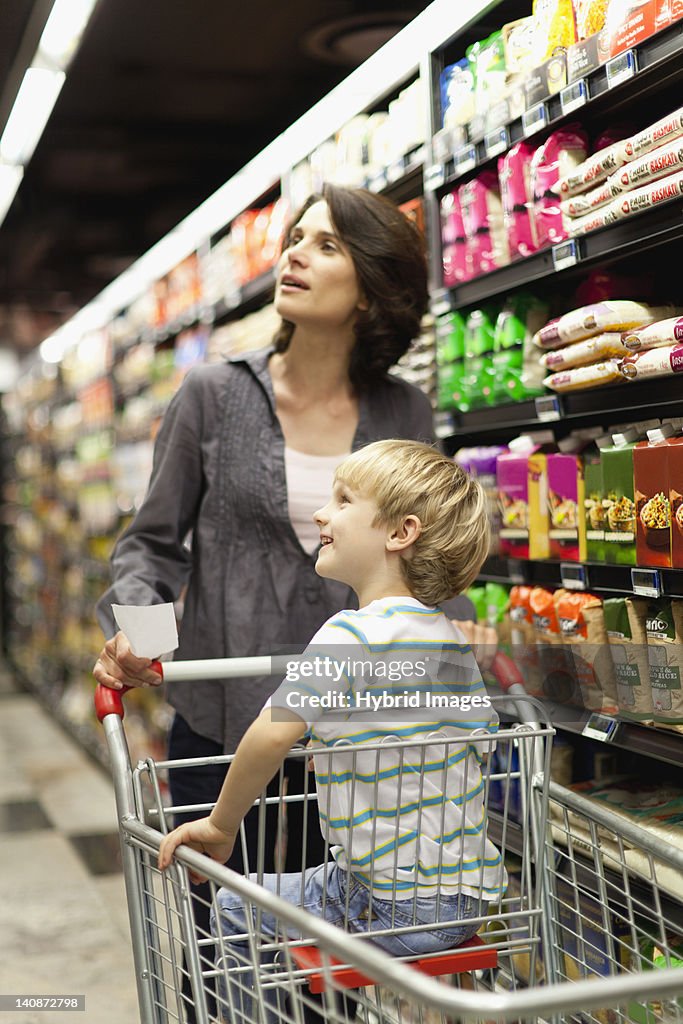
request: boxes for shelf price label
[560,563,588,591]
[387,156,406,184]
[560,79,588,115]
[454,144,477,176]
[484,126,509,159]
[583,712,621,743]
[424,164,445,192]
[631,567,662,598]
[606,49,637,89]
[552,238,580,271]
[522,102,548,137]
[534,395,562,422]
[507,558,526,585]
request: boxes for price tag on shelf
[631,567,662,598]
[583,712,621,743]
[387,156,406,183]
[534,395,562,422]
[484,126,509,159]
[552,238,580,271]
[507,558,526,585]
[454,144,477,176]
[560,563,588,591]
[423,164,445,192]
[522,102,548,137]
[606,49,637,89]
[560,79,588,115]
[367,170,388,193]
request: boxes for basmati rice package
[620,344,683,382]
[459,171,510,277]
[498,141,537,259]
[566,203,620,237]
[624,107,683,162]
[556,140,629,198]
[613,169,683,220]
[541,333,628,370]
[544,360,624,392]
[622,316,683,352]
[561,178,615,217]
[530,127,589,248]
[533,301,679,348]
[613,138,683,194]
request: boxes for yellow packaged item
[543,360,624,392]
[532,0,578,63]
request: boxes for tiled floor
[0,666,139,1023]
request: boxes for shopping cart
[96,654,683,1024]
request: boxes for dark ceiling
[0,0,430,354]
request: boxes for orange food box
[634,425,675,569]
[607,0,671,58]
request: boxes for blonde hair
[335,440,490,606]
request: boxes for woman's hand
[92,630,163,690]
[158,817,236,883]
[455,619,498,672]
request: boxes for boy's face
[313,479,389,592]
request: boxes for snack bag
[498,142,537,260]
[532,0,578,64]
[604,597,653,722]
[509,585,543,696]
[493,292,549,402]
[530,586,578,704]
[531,127,589,248]
[555,590,619,713]
[646,598,683,731]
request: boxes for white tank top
[284,446,349,554]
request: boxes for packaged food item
[532,0,578,64]
[459,172,510,278]
[467,33,508,122]
[509,585,543,696]
[462,307,498,409]
[624,107,683,161]
[604,597,653,721]
[440,59,476,130]
[528,444,552,559]
[435,311,466,412]
[622,315,683,351]
[557,141,629,198]
[531,127,590,248]
[614,137,683,194]
[582,434,610,563]
[561,178,616,216]
[493,292,549,402]
[646,598,683,730]
[602,428,639,565]
[530,586,579,704]
[606,0,672,59]
[440,191,470,287]
[669,435,683,569]
[502,17,536,74]
[533,301,679,348]
[556,590,619,712]
[496,435,554,559]
[466,446,507,554]
[541,333,627,370]
[547,434,596,561]
[543,360,624,392]
[566,203,620,237]
[574,0,611,38]
[620,343,683,382]
[498,142,537,260]
[634,424,675,568]
[614,169,683,221]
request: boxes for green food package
[435,311,466,365]
[602,429,639,566]
[604,597,653,722]
[646,598,683,731]
[437,361,465,411]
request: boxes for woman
[94,180,494,797]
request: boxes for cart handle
[490,651,524,692]
[94,660,163,721]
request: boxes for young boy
[158,440,506,999]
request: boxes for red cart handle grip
[94,660,164,721]
[490,651,525,692]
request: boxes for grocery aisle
[0,665,139,1023]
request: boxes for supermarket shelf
[478,554,683,598]
[437,19,683,193]
[443,373,683,443]
[444,193,683,309]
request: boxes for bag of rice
[614,169,683,220]
[646,598,683,732]
[533,301,679,349]
[556,140,629,198]
[555,590,619,713]
[544,360,625,392]
[561,178,615,217]
[623,107,683,162]
[620,344,683,382]
[604,597,653,722]
[614,138,683,193]
[566,203,620,237]
[541,333,628,370]
[622,316,683,352]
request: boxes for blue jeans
[211,862,481,1023]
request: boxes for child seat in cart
[96,654,683,1024]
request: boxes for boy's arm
[157,708,306,876]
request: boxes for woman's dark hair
[272,183,429,392]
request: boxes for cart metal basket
[96,656,683,1024]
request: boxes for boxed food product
[634,424,675,568]
[606,0,672,59]
[497,435,553,558]
[528,440,554,560]
[467,447,508,554]
[547,441,585,561]
[668,435,683,569]
[604,597,653,721]
[645,598,683,729]
[582,434,610,563]
[566,29,611,82]
[531,0,578,64]
[498,142,537,260]
[555,590,619,712]
[531,127,589,248]
[523,52,568,107]
[602,428,640,565]
[533,301,678,348]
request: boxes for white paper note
[112,603,179,659]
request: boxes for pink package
[440,190,470,286]
[498,141,537,260]
[531,126,589,249]
[459,171,509,277]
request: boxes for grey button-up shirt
[97,346,472,751]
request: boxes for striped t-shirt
[270,596,507,902]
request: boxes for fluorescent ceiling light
[39,0,99,68]
[0,164,24,224]
[0,67,65,165]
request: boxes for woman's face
[275,201,366,331]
